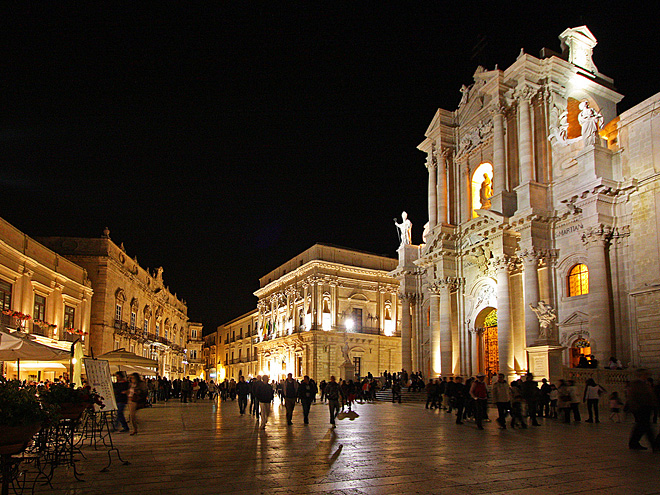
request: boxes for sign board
[83,358,118,411]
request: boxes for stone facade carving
[456,120,493,159]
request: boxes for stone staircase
[374,387,427,403]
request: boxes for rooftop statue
[394,211,412,248]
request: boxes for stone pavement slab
[29,398,660,494]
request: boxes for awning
[97,348,159,369]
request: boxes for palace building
[212,244,402,381]
[0,216,93,381]
[394,26,660,383]
[39,229,191,378]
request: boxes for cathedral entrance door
[482,309,499,382]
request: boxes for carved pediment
[559,310,589,326]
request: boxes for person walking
[470,373,488,430]
[453,376,466,424]
[625,369,659,450]
[127,373,148,435]
[568,380,581,422]
[298,375,317,425]
[284,373,299,425]
[492,373,511,429]
[255,375,274,429]
[520,373,541,426]
[325,375,343,428]
[112,371,130,432]
[583,378,606,423]
[557,379,572,424]
[425,379,435,409]
[236,375,250,415]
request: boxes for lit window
[116,304,122,322]
[568,264,589,296]
[130,311,137,329]
[64,306,75,329]
[34,294,46,321]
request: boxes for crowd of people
[109,365,660,451]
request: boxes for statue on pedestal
[578,101,604,147]
[530,300,557,339]
[341,341,351,365]
[394,211,412,247]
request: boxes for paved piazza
[38,399,660,495]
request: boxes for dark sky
[1,4,658,334]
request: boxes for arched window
[568,264,589,296]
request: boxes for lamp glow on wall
[304,310,311,331]
[345,317,354,332]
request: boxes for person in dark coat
[626,369,659,451]
[297,375,318,424]
[236,375,250,414]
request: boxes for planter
[57,402,89,420]
[0,423,41,455]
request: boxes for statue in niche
[578,101,604,146]
[394,211,412,247]
[530,300,557,339]
[479,173,493,209]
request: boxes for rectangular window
[64,305,75,330]
[352,308,363,332]
[156,322,160,336]
[0,280,12,311]
[33,294,46,321]
[238,348,242,360]
[353,357,361,378]
[115,304,122,322]
[130,344,135,354]
[130,311,137,329]
[144,319,149,333]
[247,348,250,361]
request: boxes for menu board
[83,358,118,411]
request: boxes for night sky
[1,4,658,333]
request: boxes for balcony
[31,322,51,338]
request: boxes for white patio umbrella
[0,331,70,377]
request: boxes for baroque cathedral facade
[393,26,660,383]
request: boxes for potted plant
[0,380,48,454]
[39,383,105,420]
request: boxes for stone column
[437,148,448,225]
[399,292,413,374]
[428,288,441,376]
[520,250,541,348]
[438,281,453,376]
[517,86,535,184]
[427,153,438,229]
[494,257,514,380]
[491,105,506,196]
[469,328,483,376]
[582,225,613,361]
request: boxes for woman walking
[583,378,606,423]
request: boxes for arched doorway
[570,338,591,367]
[474,307,498,381]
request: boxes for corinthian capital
[514,83,538,103]
[581,224,613,247]
[492,255,514,273]
[518,248,544,266]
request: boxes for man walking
[626,368,659,450]
[470,373,488,430]
[284,373,299,425]
[236,375,250,415]
[325,375,343,428]
[520,373,541,426]
[112,371,130,432]
[298,375,317,424]
[492,373,511,429]
[255,375,274,429]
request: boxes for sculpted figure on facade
[394,211,412,247]
[578,101,604,146]
[479,174,493,209]
[530,300,557,338]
